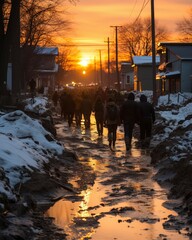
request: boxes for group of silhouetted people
[120,92,155,150]
[51,87,155,151]
[52,88,96,129]
[93,90,155,150]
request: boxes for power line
[61,44,107,47]
[127,0,138,20]
[133,0,150,24]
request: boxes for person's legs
[98,122,103,136]
[68,112,74,127]
[75,111,81,127]
[85,113,91,129]
[128,122,135,145]
[124,123,130,150]
[84,113,89,129]
[96,119,100,135]
[112,125,117,148]
[107,125,113,148]
[145,119,152,147]
[98,116,104,136]
[100,121,104,136]
[67,113,70,127]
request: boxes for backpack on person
[107,104,118,121]
[95,100,104,113]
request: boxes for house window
[126,75,130,84]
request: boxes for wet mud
[2,113,191,240]
[45,116,191,240]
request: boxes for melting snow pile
[0,108,64,201]
[23,96,50,114]
[151,92,192,163]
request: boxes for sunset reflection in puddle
[46,121,189,240]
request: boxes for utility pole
[110,25,122,92]
[151,0,156,104]
[99,50,103,87]
[94,56,97,85]
[104,37,113,88]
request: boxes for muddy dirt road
[46,115,189,240]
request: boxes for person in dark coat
[60,91,68,120]
[120,92,138,151]
[52,91,59,107]
[81,92,92,129]
[65,92,75,127]
[104,98,120,150]
[29,78,36,96]
[93,95,105,136]
[74,93,82,128]
[138,94,155,148]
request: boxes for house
[120,62,134,91]
[33,46,59,94]
[157,42,192,94]
[6,46,59,97]
[132,56,160,91]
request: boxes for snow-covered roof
[34,46,59,55]
[133,56,160,65]
[158,42,192,47]
[156,70,180,78]
[121,62,131,65]
[166,70,180,76]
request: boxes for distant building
[7,46,59,95]
[157,42,192,94]
[120,62,134,91]
[33,46,59,93]
[132,56,160,91]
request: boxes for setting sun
[79,57,90,67]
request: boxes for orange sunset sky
[66,0,191,63]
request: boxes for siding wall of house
[181,61,192,92]
[137,66,153,90]
[172,60,181,71]
[158,43,192,94]
[168,51,179,64]
[168,46,192,58]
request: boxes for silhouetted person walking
[52,91,59,108]
[138,94,155,148]
[120,92,138,151]
[94,95,104,136]
[81,92,92,129]
[74,93,82,128]
[29,78,36,97]
[66,93,75,127]
[104,97,120,150]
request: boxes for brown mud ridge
[150,109,192,233]
[0,151,96,240]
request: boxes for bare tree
[0,0,77,95]
[176,8,192,42]
[19,0,76,90]
[20,0,73,47]
[118,17,169,61]
[56,43,80,86]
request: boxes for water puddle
[45,119,189,239]
[46,158,188,239]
